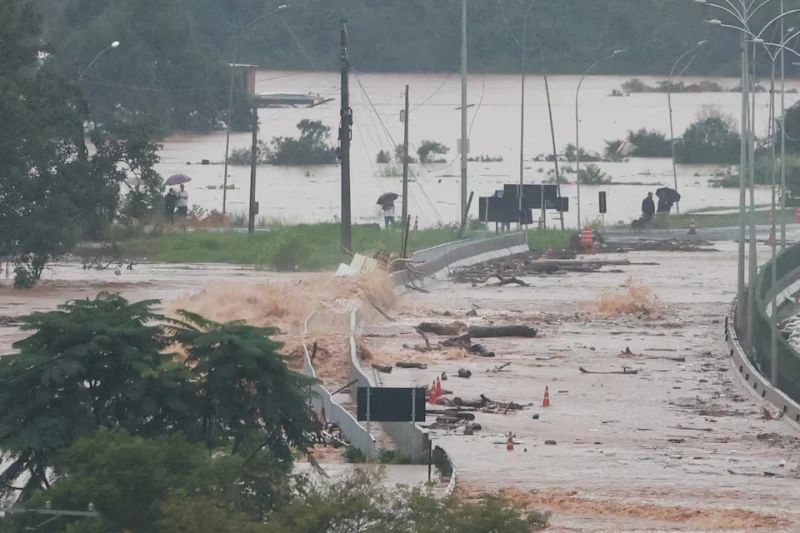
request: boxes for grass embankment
[115,223,572,270]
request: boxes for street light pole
[222,5,288,215]
[460,0,469,226]
[667,41,707,215]
[575,50,623,229]
[781,0,788,251]
[78,41,120,81]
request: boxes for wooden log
[417,322,466,336]
[395,361,428,370]
[467,325,538,338]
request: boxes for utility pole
[402,85,410,248]
[459,0,468,226]
[248,103,258,234]
[339,18,353,252]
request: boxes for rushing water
[154,71,800,228]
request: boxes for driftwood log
[467,325,538,338]
[395,362,428,370]
[417,322,537,339]
[372,364,393,374]
[417,322,466,336]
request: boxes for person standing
[641,192,655,223]
[164,188,177,223]
[383,200,395,228]
[656,194,672,229]
[176,184,189,219]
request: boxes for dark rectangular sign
[356,387,426,422]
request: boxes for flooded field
[155,71,792,228]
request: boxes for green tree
[0,428,280,533]
[266,468,549,533]
[417,140,450,164]
[578,164,612,185]
[268,120,337,166]
[0,294,190,500]
[171,311,319,458]
[675,116,741,164]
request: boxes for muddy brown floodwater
[361,243,800,532]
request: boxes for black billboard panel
[356,387,426,422]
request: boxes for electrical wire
[352,69,444,225]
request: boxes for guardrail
[729,242,800,422]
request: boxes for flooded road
[360,243,800,531]
[156,71,794,228]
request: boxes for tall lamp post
[698,0,800,385]
[575,49,624,229]
[76,41,120,161]
[79,41,120,80]
[222,4,288,215]
[667,40,707,215]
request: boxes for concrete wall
[300,313,378,457]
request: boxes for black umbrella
[166,174,192,186]
[656,187,681,204]
[376,192,399,207]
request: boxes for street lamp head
[694,0,707,3]
[705,19,722,25]
[612,49,626,57]
[111,41,120,48]
[697,40,708,46]
[276,4,288,10]
[788,27,796,34]
[751,37,764,43]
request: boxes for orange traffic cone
[687,220,697,235]
[506,432,515,451]
[435,377,442,398]
[542,386,551,408]
[796,208,800,223]
[428,380,438,404]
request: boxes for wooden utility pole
[248,103,258,234]
[339,19,353,252]
[401,85,410,250]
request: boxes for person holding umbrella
[655,187,680,230]
[166,174,192,220]
[377,192,398,228]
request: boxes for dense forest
[32,0,800,132]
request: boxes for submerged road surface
[363,243,800,532]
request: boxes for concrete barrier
[301,313,378,457]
